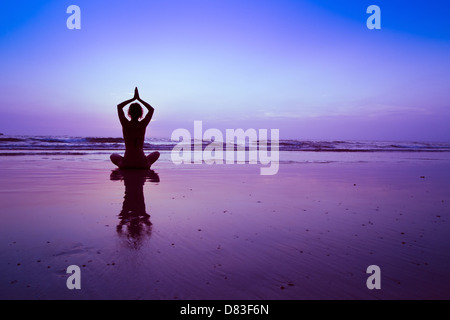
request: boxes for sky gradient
[0,0,449,141]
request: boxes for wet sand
[0,152,449,299]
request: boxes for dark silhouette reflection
[110,169,160,249]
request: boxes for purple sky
[0,1,449,141]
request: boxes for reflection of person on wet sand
[110,87,160,169]
[110,169,160,249]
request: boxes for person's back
[122,114,146,153]
[110,88,160,169]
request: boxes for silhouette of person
[110,168,160,249]
[110,87,160,169]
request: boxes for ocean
[1,135,450,166]
[1,135,450,154]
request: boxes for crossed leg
[110,153,124,168]
[146,151,160,167]
[110,152,160,169]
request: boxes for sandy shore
[0,152,449,299]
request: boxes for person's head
[128,103,143,120]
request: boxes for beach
[0,150,449,300]
[2,0,450,304]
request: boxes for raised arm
[117,88,141,125]
[117,97,135,125]
[136,89,154,126]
